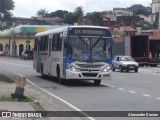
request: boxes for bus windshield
[68,36,111,62]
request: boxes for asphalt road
[0,56,160,120]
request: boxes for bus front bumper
[65,69,112,80]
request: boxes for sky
[12,0,151,18]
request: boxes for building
[113,8,133,21]
[151,0,160,23]
[11,17,43,26]
[36,16,63,25]
[137,14,151,23]
[0,17,64,28]
[116,16,143,26]
[0,25,66,56]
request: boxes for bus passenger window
[34,38,37,51]
[52,35,55,51]
[40,37,44,51]
[57,34,62,51]
[44,36,48,51]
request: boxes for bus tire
[57,66,64,84]
[94,80,101,85]
[40,64,46,78]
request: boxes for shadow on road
[36,76,108,87]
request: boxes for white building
[137,14,151,23]
[113,8,133,20]
[151,0,160,22]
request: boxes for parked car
[21,50,33,60]
[0,51,6,56]
[112,56,139,72]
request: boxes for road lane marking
[8,70,95,120]
[101,83,116,88]
[0,61,32,68]
[115,76,126,79]
[120,76,126,79]
[118,88,125,90]
[129,91,137,94]
[142,94,151,97]
[143,81,154,84]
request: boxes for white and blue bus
[33,26,112,85]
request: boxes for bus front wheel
[94,80,101,85]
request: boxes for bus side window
[48,39,51,56]
[40,36,43,51]
[34,38,37,51]
[44,36,48,51]
[55,34,58,51]
[57,33,62,51]
[52,34,55,51]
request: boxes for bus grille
[82,73,98,77]
[76,64,104,68]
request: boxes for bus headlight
[67,64,79,72]
[102,65,111,72]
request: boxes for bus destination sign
[69,28,110,36]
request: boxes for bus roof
[35,26,110,37]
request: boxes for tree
[74,6,84,22]
[63,12,76,24]
[128,4,151,16]
[0,0,14,13]
[50,10,68,18]
[0,0,14,30]
[86,12,103,26]
[137,20,154,30]
[36,9,48,17]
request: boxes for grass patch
[24,96,34,102]
[0,74,14,83]
[0,95,34,102]
[0,96,14,102]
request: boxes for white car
[112,56,139,72]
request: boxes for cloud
[12,0,151,17]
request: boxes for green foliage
[0,0,14,28]
[74,6,84,21]
[50,10,68,18]
[36,9,48,17]
[0,96,14,102]
[0,96,34,102]
[128,4,151,16]
[0,74,14,83]
[86,12,103,26]
[0,0,15,13]
[63,12,76,24]
[137,20,154,30]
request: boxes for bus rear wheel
[94,80,101,85]
[40,65,44,78]
[57,66,64,84]
[40,65,47,78]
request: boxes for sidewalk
[0,71,85,120]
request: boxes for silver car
[112,56,139,72]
